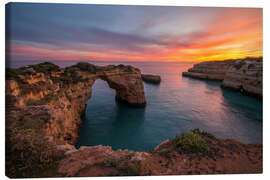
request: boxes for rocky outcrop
[5,62,262,178]
[57,130,262,177]
[142,74,161,84]
[6,62,146,146]
[5,62,148,177]
[221,58,262,98]
[182,57,262,98]
[182,60,235,81]
[97,65,146,106]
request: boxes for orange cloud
[7,8,262,63]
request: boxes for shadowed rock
[142,74,161,84]
[182,60,235,81]
[182,57,262,99]
[6,62,146,145]
[5,62,262,178]
[221,58,262,99]
[57,130,262,177]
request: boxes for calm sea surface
[8,60,263,151]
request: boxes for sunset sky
[6,3,262,62]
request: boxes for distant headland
[5,62,262,178]
[182,57,262,99]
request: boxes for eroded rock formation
[5,62,262,178]
[182,57,262,98]
[142,74,161,84]
[57,130,262,177]
[221,58,262,98]
[6,62,146,145]
[182,60,235,81]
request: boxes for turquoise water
[75,62,262,151]
[8,61,262,151]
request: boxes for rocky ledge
[5,62,262,178]
[58,129,262,176]
[5,62,146,177]
[142,74,161,84]
[182,57,262,99]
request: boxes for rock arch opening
[76,77,147,149]
[6,62,147,147]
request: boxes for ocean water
[7,60,263,151]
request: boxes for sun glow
[6,5,262,63]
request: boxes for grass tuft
[173,131,210,154]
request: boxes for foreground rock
[5,62,146,177]
[5,62,262,177]
[6,62,146,144]
[142,74,161,84]
[182,57,262,98]
[57,130,262,177]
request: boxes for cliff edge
[182,57,262,99]
[5,62,262,178]
[5,62,146,177]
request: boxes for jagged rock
[182,57,262,98]
[142,74,161,84]
[221,58,262,98]
[6,62,146,144]
[6,62,262,177]
[182,60,235,81]
[58,132,262,177]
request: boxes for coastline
[5,62,262,178]
[182,57,262,100]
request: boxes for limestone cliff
[221,58,262,98]
[6,62,146,145]
[182,57,262,98]
[182,60,235,81]
[5,62,262,178]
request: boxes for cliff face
[6,62,146,145]
[221,58,262,98]
[57,130,262,177]
[182,57,262,98]
[6,62,262,178]
[182,60,235,81]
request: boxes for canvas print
[5,2,262,178]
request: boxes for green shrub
[157,148,172,158]
[59,76,72,83]
[6,68,22,80]
[6,128,62,178]
[74,62,96,73]
[30,62,60,75]
[191,128,215,138]
[173,132,209,154]
[100,156,141,176]
[101,158,120,167]
[51,77,61,84]
[120,162,141,176]
[5,109,62,178]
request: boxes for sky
[5,3,262,62]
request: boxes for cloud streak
[6,3,262,62]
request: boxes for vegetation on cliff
[6,106,63,178]
[58,129,262,177]
[5,62,262,177]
